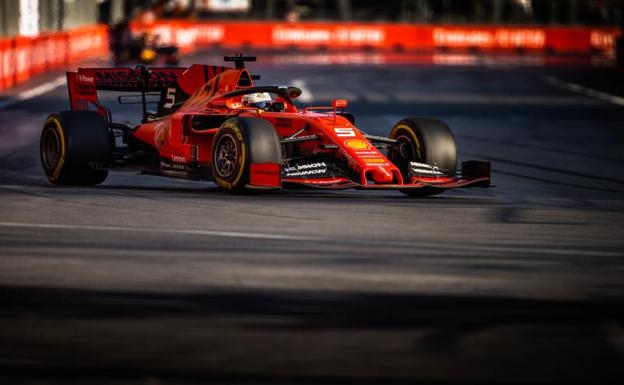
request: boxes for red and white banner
[0,21,620,93]
[0,25,108,93]
[432,27,546,49]
[133,21,619,54]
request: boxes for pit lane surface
[1,53,624,384]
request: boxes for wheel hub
[214,133,238,178]
[396,135,418,161]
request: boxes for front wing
[279,161,491,191]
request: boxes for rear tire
[388,117,457,197]
[211,117,281,193]
[40,111,111,186]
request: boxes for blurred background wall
[1,0,622,38]
[0,0,122,37]
[184,0,622,25]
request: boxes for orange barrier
[133,21,620,54]
[0,39,13,91]
[0,22,620,93]
[0,25,108,94]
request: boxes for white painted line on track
[0,221,321,242]
[546,76,624,107]
[0,76,66,110]
[290,79,314,103]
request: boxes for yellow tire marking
[230,125,246,188]
[215,178,232,190]
[214,122,247,190]
[49,116,66,181]
[393,124,422,160]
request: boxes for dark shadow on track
[1,285,623,384]
[2,285,623,327]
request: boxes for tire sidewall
[388,123,424,179]
[211,121,248,191]
[388,118,457,197]
[389,118,457,175]
[40,111,111,185]
[40,114,67,184]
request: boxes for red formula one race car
[40,56,490,196]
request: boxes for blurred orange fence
[0,22,620,93]
[0,25,108,93]
[133,21,619,55]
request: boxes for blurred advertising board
[0,25,107,92]
[131,20,620,55]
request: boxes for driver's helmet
[242,92,272,109]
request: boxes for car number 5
[163,87,176,109]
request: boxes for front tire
[211,117,281,193]
[40,111,111,186]
[388,117,457,197]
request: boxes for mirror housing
[332,99,348,109]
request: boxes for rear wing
[66,67,185,118]
[66,65,228,120]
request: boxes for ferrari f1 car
[111,35,179,66]
[109,20,179,66]
[40,56,490,196]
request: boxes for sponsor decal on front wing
[283,162,328,177]
[409,162,444,176]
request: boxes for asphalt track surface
[1,52,624,384]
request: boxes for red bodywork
[65,62,490,191]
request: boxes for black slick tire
[388,117,457,197]
[210,117,280,193]
[40,111,111,186]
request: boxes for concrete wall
[0,0,21,37]
[61,0,99,30]
[110,0,126,25]
[40,0,63,33]
[0,0,119,38]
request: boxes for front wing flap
[281,160,491,190]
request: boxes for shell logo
[344,139,370,150]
